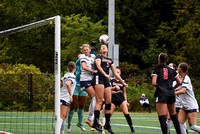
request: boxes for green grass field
[0,111,199,134]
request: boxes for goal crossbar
[0,16,61,134]
[0,17,55,36]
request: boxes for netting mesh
[0,74,55,134]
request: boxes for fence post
[28,73,33,111]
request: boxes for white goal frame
[0,16,61,134]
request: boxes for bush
[0,63,54,111]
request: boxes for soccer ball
[99,34,109,44]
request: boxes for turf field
[0,111,199,134]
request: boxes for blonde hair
[80,44,91,51]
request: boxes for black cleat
[131,126,136,133]
[92,123,102,132]
[104,124,114,134]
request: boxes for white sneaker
[77,123,86,132]
[67,125,71,133]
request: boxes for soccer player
[109,67,135,133]
[92,44,128,134]
[67,54,88,132]
[175,63,200,134]
[79,44,98,129]
[59,61,76,134]
[151,53,181,134]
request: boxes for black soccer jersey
[95,54,114,76]
[110,79,125,102]
[152,65,178,97]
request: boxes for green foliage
[61,14,107,71]
[141,38,168,67]
[0,63,54,111]
[155,0,200,76]
[119,62,140,76]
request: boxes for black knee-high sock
[125,114,133,127]
[105,113,111,126]
[158,115,167,134]
[170,114,181,134]
[94,110,100,124]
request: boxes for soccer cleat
[85,119,93,127]
[76,123,86,132]
[102,130,105,134]
[130,126,136,133]
[92,123,103,132]
[67,125,71,133]
[104,124,114,134]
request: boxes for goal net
[0,16,60,134]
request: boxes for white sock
[190,125,200,132]
[102,117,106,126]
[87,113,94,123]
[60,118,66,134]
[183,122,187,131]
[180,124,187,134]
[166,119,171,134]
[59,118,63,133]
[88,97,96,121]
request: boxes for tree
[61,14,107,71]
[155,0,200,76]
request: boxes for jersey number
[107,62,109,68]
[163,68,168,79]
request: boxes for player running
[109,67,135,133]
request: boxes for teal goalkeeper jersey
[76,58,81,86]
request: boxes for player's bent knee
[105,104,111,110]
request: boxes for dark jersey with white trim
[110,79,125,102]
[95,54,113,76]
[151,65,178,97]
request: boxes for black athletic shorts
[112,101,124,107]
[155,94,175,104]
[93,74,111,88]
[60,99,70,106]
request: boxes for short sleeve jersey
[110,79,125,102]
[60,72,76,102]
[95,54,114,76]
[80,54,96,81]
[75,58,81,86]
[151,65,178,97]
[177,75,199,110]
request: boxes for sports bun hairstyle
[68,61,76,72]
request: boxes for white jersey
[177,75,198,110]
[60,72,76,103]
[80,54,96,81]
[173,81,182,108]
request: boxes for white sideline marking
[112,123,196,133]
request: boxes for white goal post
[0,15,61,134]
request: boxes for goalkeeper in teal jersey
[67,54,88,132]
